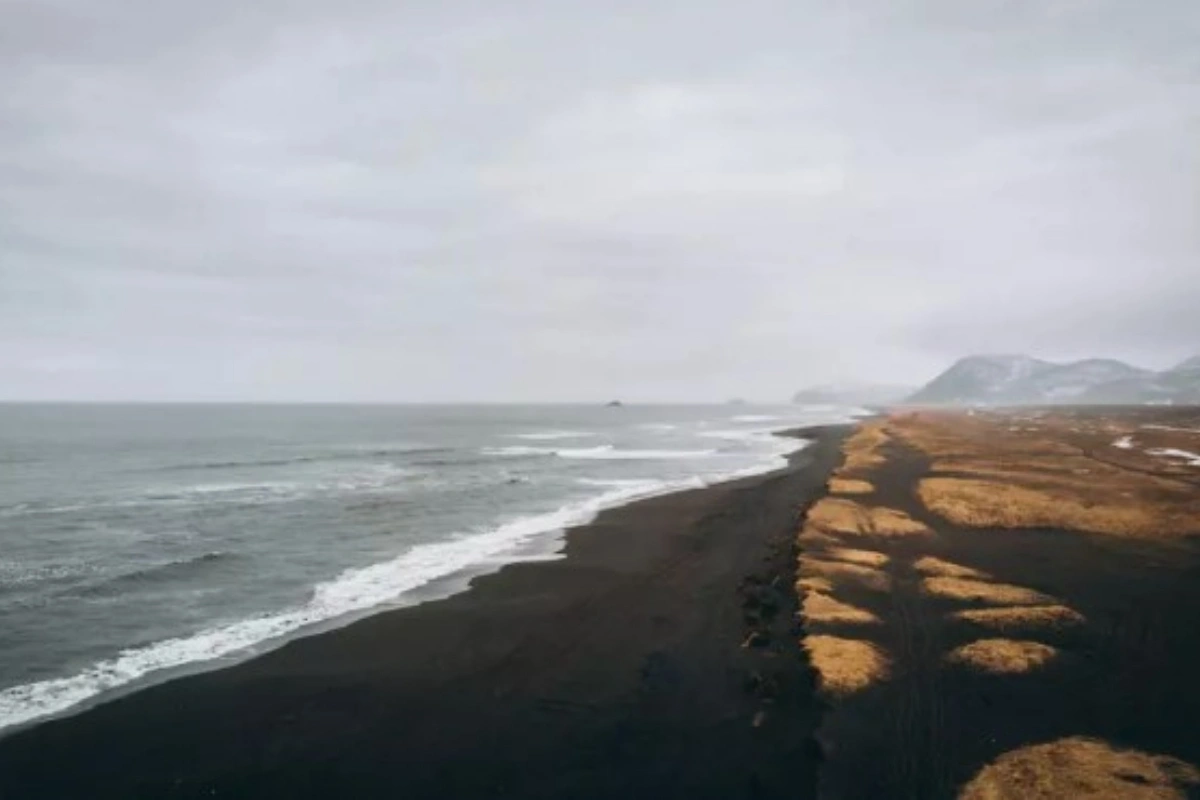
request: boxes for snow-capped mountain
[907,355,1200,406]
[906,355,1055,405]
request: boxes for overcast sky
[2,0,1197,402]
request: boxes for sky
[2,0,1198,402]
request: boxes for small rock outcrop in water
[606,400,623,407]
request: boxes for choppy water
[0,403,859,732]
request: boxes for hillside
[907,354,1200,406]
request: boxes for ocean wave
[70,552,236,598]
[0,478,706,733]
[576,477,654,487]
[484,445,716,460]
[0,560,103,590]
[730,414,780,423]
[157,446,451,473]
[0,467,420,519]
[504,430,596,441]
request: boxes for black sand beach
[804,410,1200,799]
[0,427,847,799]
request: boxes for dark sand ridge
[797,408,1200,799]
[0,427,849,799]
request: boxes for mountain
[906,355,1054,405]
[792,383,914,407]
[907,354,1200,406]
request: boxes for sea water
[0,403,860,731]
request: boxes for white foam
[505,430,596,441]
[565,447,717,460]
[1112,436,1135,450]
[731,414,780,422]
[485,445,716,460]
[0,477,715,733]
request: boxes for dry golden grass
[807,498,931,538]
[922,576,1053,606]
[958,736,1200,799]
[804,635,890,696]
[796,575,835,594]
[913,556,991,580]
[919,477,1200,539]
[946,638,1059,674]
[797,525,842,548]
[825,547,889,568]
[829,477,874,495]
[840,421,890,474]
[953,605,1086,632]
[802,591,880,625]
[868,506,932,536]
[891,412,1200,539]
[800,557,891,592]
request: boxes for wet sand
[0,426,848,799]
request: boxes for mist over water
[0,403,859,731]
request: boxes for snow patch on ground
[1146,448,1200,467]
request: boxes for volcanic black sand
[806,410,1200,799]
[0,427,848,800]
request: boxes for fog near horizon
[2,0,1198,402]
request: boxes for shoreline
[0,425,850,798]
[0,424,818,737]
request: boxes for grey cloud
[1,0,1198,401]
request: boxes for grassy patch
[945,638,1058,674]
[918,477,1199,538]
[839,421,890,475]
[825,547,889,568]
[802,592,880,625]
[953,605,1086,631]
[803,635,890,696]
[797,525,843,548]
[959,737,1200,799]
[892,411,1200,539]
[922,576,1053,606]
[829,477,875,495]
[796,576,835,594]
[800,557,891,592]
[808,497,930,538]
[913,556,990,580]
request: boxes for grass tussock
[802,592,880,625]
[797,525,842,548]
[800,557,891,593]
[946,638,1058,674]
[913,556,991,580]
[803,635,890,696]
[958,736,1200,799]
[807,498,931,538]
[839,421,891,475]
[922,576,1054,606]
[953,605,1086,632]
[829,477,874,495]
[825,547,889,568]
[919,477,1200,539]
[796,576,835,594]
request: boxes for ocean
[0,403,859,733]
